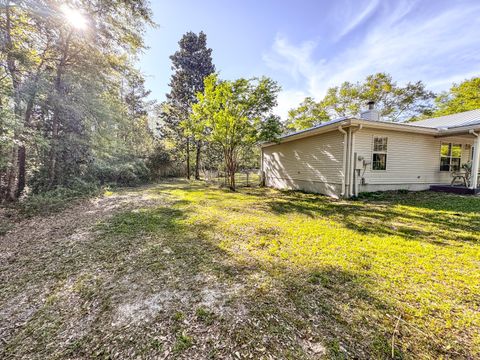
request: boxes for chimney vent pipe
[360,101,381,121]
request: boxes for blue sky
[139,0,480,119]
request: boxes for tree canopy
[433,77,480,116]
[0,0,155,201]
[285,73,435,131]
[191,74,281,190]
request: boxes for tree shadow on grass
[260,189,480,245]
[3,198,408,359]
[3,184,473,359]
[98,204,408,359]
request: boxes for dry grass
[1,180,479,359]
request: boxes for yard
[0,180,479,359]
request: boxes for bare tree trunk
[16,146,26,198]
[16,98,33,198]
[186,137,191,179]
[4,146,18,202]
[224,149,236,191]
[3,3,20,202]
[16,49,48,198]
[194,140,201,180]
[229,164,236,191]
[48,31,72,188]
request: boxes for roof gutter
[435,125,480,137]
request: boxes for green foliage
[191,74,281,189]
[91,158,151,186]
[0,0,155,202]
[286,73,435,131]
[285,97,329,131]
[433,77,480,116]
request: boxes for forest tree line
[1,1,479,200]
[0,0,156,202]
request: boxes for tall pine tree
[165,31,215,179]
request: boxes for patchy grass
[1,180,479,359]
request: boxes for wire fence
[204,170,261,188]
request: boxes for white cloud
[334,0,380,41]
[275,89,309,120]
[265,0,480,120]
[262,35,317,81]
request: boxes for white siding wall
[263,130,344,197]
[355,128,474,192]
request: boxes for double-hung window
[372,136,388,171]
[440,143,462,171]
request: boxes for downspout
[345,128,352,197]
[469,130,479,189]
[260,146,265,186]
[338,126,348,197]
[349,125,363,197]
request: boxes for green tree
[191,74,281,190]
[433,77,480,116]
[285,97,329,131]
[0,0,155,200]
[165,31,215,180]
[286,73,434,131]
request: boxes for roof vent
[360,101,381,121]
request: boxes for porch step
[430,185,480,195]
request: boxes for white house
[261,107,480,198]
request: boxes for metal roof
[264,109,480,147]
[277,117,349,140]
[408,109,480,129]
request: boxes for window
[440,143,462,171]
[372,136,388,170]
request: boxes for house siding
[354,128,474,192]
[262,130,344,197]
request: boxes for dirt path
[0,188,159,266]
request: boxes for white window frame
[440,142,462,172]
[372,136,388,171]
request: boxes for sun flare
[60,4,88,30]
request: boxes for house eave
[260,118,353,147]
[261,118,439,148]
[349,118,439,134]
[434,124,480,138]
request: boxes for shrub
[91,158,151,186]
[18,181,100,217]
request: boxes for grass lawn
[1,180,479,359]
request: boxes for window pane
[374,137,388,152]
[440,143,451,157]
[451,158,461,171]
[373,153,387,170]
[440,157,451,171]
[451,144,462,158]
